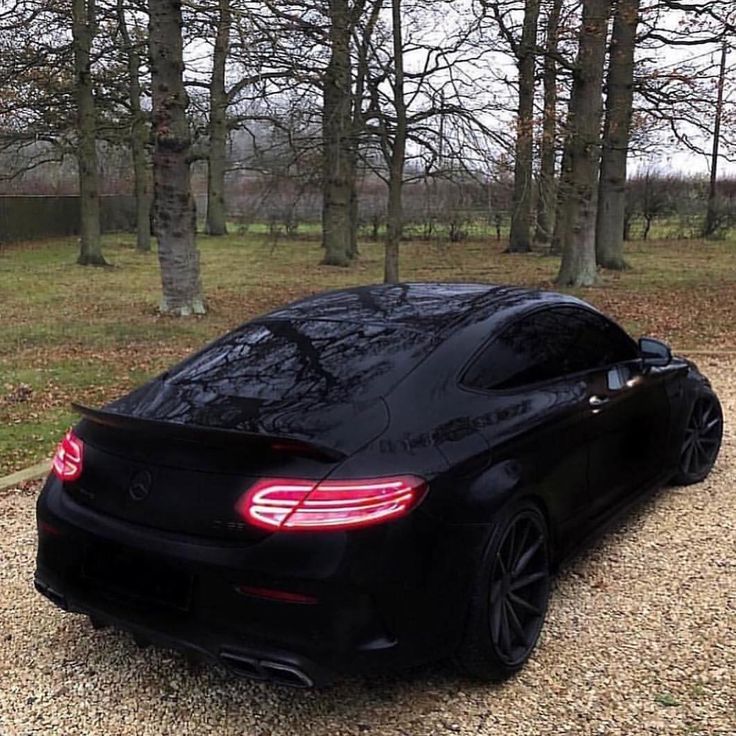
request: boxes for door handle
[589,395,610,408]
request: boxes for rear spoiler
[71,403,345,462]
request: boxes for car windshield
[165,319,435,404]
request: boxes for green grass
[1,231,735,475]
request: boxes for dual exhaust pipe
[220,650,315,688]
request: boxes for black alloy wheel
[488,512,549,667]
[674,393,723,485]
[456,503,550,680]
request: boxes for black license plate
[81,545,192,612]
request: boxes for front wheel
[671,391,723,486]
[455,502,550,681]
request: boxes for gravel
[1,356,734,736]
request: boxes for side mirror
[639,337,672,369]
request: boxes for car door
[459,307,607,541]
[547,308,672,521]
[585,360,671,520]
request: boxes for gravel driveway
[1,357,734,736]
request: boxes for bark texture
[555,0,611,287]
[207,0,230,236]
[118,0,151,252]
[534,0,562,244]
[72,0,106,266]
[322,0,354,266]
[595,0,639,270]
[149,0,205,315]
[384,0,405,284]
[508,0,540,253]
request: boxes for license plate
[81,544,192,612]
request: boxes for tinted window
[166,319,433,403]
[464,307,637,391]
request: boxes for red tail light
[236,585,318,605]
[237,476,427,532]
[52,430,84,482]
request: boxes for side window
[463,307,638,391]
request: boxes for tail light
[236,585,318,605]
[237,475,427,532]
[52,430,84,482]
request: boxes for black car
[35,283,723,687]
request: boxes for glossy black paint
[35,283,718,685]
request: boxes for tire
[455,500,550,681]
[671,390,723,486]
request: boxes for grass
[1,231,735,475]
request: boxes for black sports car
[35,283,723,687]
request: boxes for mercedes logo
[128,469,153,502]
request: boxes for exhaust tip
[260,661,314,688]
[34,578,68,610]
[220,652,267,681]
[219,650,314,688]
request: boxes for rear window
[166,319,434,403]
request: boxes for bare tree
[534,0,563,244]
[117,0,151,252]
[149,0,204,314]
[73,0,107,265]
[555,0,612,286]
[507,0,541,253]
[595,0,640,270]
[206,0,230,236]
[322,0,356,265]
[703,34,729,238]
[383,0,405,282]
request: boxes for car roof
[263,282,587,336]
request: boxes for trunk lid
[68,401,386,540]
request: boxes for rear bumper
[33,574,325,687]
[35,476,485,685]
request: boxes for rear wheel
[672,392,723,486]
[455,502,550,681]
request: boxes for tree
[703,35,728,238]
[206,0,230,236]
[322,0,356,265]
[555,0,612,287]
[507,0,540,253]
[73,0,107,265]
[116,0,151,252]
[595,0,640,270]
[383,0,406,282]
[534,0,563,244]
[149,0,204,314]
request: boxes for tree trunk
[149,0,205,315]
[534,0,562,244]
[703,37,728,238]
[595,0,639,270]
[349,0,379,260]
[207,0,230,236]
[643,215,651,240]
[322,0,353,266]
[348,170,359,257]
[508,0,540,253]
[550,139,571,255]
[72,0,106,266]
[384,0,405,284]
[118,0,151,252]
[555,0,611,287]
